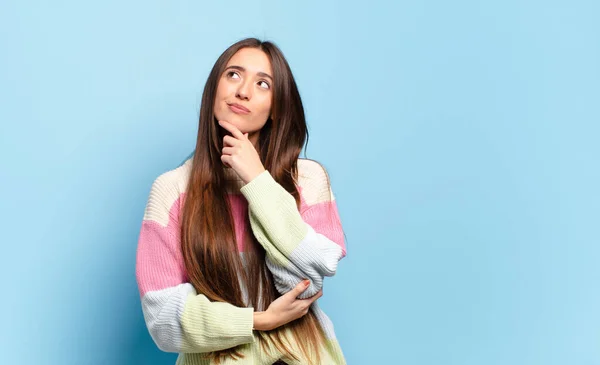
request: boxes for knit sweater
[135,156,347,364]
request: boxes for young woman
[136,37,347,365]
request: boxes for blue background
[1,0,599,364]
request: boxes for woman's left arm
[240,166,346,299]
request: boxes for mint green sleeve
[240,170,346,299]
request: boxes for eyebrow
[225,65,273,81]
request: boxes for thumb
[244,132,249,139]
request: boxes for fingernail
[303,280,310,287]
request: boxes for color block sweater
[135,156,347,364]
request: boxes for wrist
[244,168,267,185]
[253,311,274,331]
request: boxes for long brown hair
[181,38,326,364]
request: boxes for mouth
[227,102,251,115]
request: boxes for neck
[248,130,260,151]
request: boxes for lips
[227,103,250,114]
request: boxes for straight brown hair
[180,37,327,364]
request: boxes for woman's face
[213,47,273,140]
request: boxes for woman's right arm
[136,176,255,353]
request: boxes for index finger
[218,120,245,140]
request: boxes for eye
[227,71,240,79]
[258,80,270,89]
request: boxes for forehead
[226,48,272,75]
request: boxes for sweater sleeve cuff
[239,169,277,203]
[226,306,255,340]
[181,294,256,350]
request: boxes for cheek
[213,86,230,116]
[256,95,272,118]
[214,79,233,101]
[214,85,225,105]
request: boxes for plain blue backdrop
[1,0,599,364]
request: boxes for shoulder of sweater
[153,156,193,192]
[296,158,336,205]
[142,157,192,224]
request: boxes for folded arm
[239,164,346,299]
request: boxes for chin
[227,118,243,130]
[229,114,249,129]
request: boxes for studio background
[1,0,599,364]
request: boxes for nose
[235,79,251,101]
